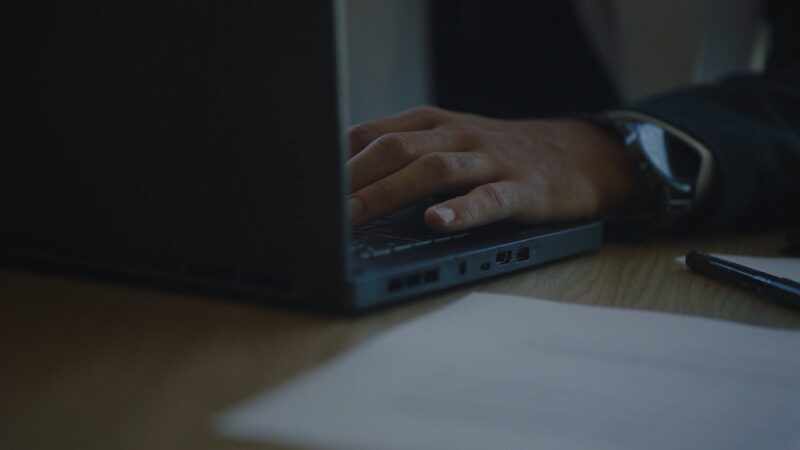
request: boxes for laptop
[1,0,601,311]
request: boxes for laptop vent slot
[387,269,439,293]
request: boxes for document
[217,293,800,450]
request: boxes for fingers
[346,106,447,157]
[424,181,523,233]
[349,152,493,225]
[347,128,471,193]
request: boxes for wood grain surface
[1,230,798,450]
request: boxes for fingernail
[433,206,456,224]
[349,197,364,218]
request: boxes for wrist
[564,118,645,215]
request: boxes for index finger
[346,106,447,157]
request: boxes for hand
[346,106,637,233]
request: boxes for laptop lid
[1,0,352,304]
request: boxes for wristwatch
[594,111,714,226]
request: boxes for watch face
[635,123,700,193]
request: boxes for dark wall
[431,0,619,118]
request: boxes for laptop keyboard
[351,217,470,259]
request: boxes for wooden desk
[2,230,799,450]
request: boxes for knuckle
[481,183,511,213]
[441,125,479,146]
[373,133,411,163]
[458,197,481,222]
[409,105,440,117]
[369,179,396,206]
[420,152,458,180]
[347,124,377,149]
[408,105,447,124]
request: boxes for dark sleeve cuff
[628,74,800,233]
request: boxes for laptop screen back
[1,0,351,300]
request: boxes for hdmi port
[495,250,512,265]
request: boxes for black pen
[685,251,800,311]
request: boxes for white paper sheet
[217,292,800,450]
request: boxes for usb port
[496,250,512,265]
